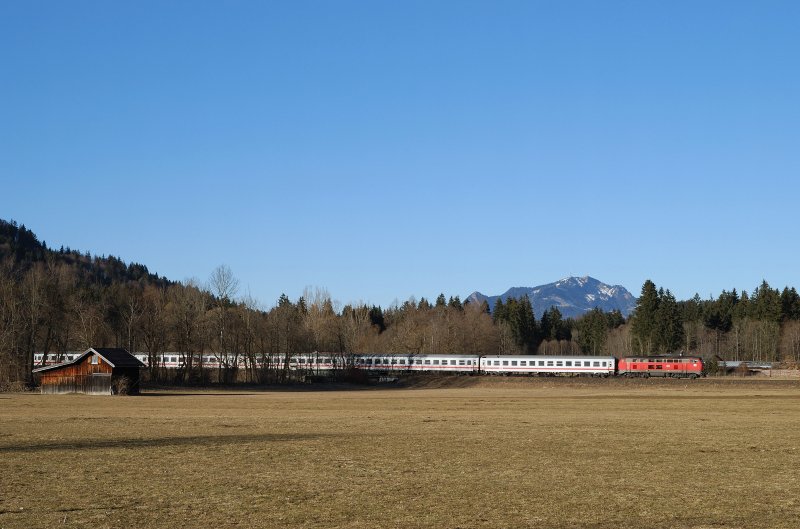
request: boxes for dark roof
[33,347,145,373]
[92,348,145,368]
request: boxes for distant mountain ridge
[466,276,637,319]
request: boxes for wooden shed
[33,348,145,395]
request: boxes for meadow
[1,378,799,529]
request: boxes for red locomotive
[617,356,704,378]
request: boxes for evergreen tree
[368,306,386,332]
[680,294,703,323]
[513,296,538,352]
[492,298,506,322]
[781,287,800,321]
[540,306,568,342]
[492,296,537,352]
[655,289,683,353]
[631,280,659,353]
[448,295,463,311]
[605,309,626,328]
[576,308,609,355]
[435,294,447,308]
[705,289,737,333]
[751,280,781,323]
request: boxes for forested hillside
[2,218,799,388]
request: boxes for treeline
[3,218,800,387]
[629,280,800,363]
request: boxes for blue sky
[2,1,798,309]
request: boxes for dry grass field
[2,378,800,529]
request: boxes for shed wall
[39,354,114,395]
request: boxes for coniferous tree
[655,289,683,353]
[435,294,447,308]
[492,298,506,322]
[631,280,659,354]
[576,308,609,355]
[448,296,463,311]
[368,306,386,333]
[515,296,538,351]
[751,281,781,323]
[540,306,568,342]
[781,287,800,321]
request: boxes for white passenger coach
[480,355,615,376]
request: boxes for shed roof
[33,347,145,373]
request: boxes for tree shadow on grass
[0,432,335,454]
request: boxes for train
[33,352,706,379]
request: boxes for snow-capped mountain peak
[466,276,637,318]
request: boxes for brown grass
[2,378,800,528]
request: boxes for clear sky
[2,1,798,309]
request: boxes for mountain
[466,276,637,319]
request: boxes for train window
[565,361,572,367]
[602,362,607,367]
[425,360,431,365]
[502,361,509,366]
[509,361,516,366]
[391,359,396,364]
[459,360,465,366]
[556,361,563,367]
[433,360,440,365]
[450,360,456,365]
[547,361,553,366]
[467,360,472,365]
[520,361,526,366]
[593,361,600,367]
[538,361,544,367]
[399,359,405,365]
[416,359,423,365]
